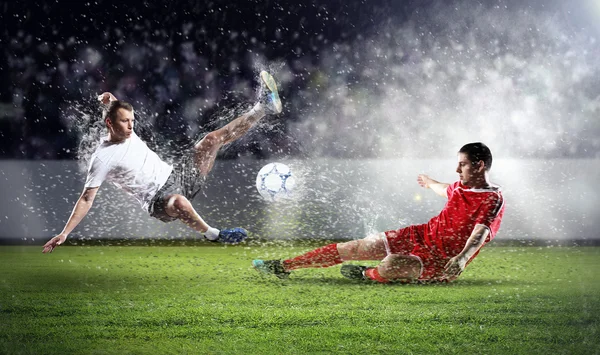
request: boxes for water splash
[290,2,600,159]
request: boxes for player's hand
[443,255,466,280]
[98,92,117,105]
[417,174,433,188]
[42,234,67,253]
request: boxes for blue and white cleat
[214,227,248,244]
[259,70,282,114]
[252,259,290,279]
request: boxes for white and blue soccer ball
[256,162,296,201]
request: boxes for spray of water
[290,2,600,159]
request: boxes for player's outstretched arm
[443,224,489,280]
[417,174,449,198]
[42,187,99,253]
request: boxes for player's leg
[341,228,423,283]
[282,233,389,269]
[336,233,389,261]
[193,71,282,176]
[162,193,247,243]
[343,254,422,283]
[252,243,342,279]
[378,254,423,280]
[163,194,210,233]
[252,233,389,279]
[340,226,427,282]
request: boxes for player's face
[456,152,483,186]
[107,108,135,142]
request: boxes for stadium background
[1,0,599,242]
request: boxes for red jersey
[423,181,505,259]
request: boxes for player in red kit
[253,142,505,283]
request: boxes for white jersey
[85,132,173,211]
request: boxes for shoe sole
[260,70,282,114]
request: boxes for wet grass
[1,243,599,354]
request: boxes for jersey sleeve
[473,193,504,241]
[446,181,460,198]
[85,156,109,188]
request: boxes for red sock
[365,267,390,283]
[283,243,343,270]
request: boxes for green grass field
[1,242,599,354]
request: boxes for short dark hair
[102,100,133,122]
[459,142,493,171]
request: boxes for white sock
[250,102,265,117]
[204,227,220,241]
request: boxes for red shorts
[384,225,449,282]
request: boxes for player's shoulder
[477,185,504,212]
[447,180,462,191]
[87,153,107,171]
[485,184,503,198]
[467,183,501,193]
[88,145,107,162]
[478,184,502,195]
[88,142,115,168]
[461,183,504,202]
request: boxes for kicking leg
[252,243,343,279]
[283,233,390,270]
[193,71,282,176]
[336,233,389,261]
[192,109,264,176]
[252,233,389,279]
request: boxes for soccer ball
[256,162,296,201]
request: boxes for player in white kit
[43,71,282,253]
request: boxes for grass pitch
[1,242,599,354]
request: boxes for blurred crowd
[1,1,599,160]
[0,0,360,160]
[0,29,308,160]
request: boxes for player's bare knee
[379,254,422,280]
[166,194,191,216]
